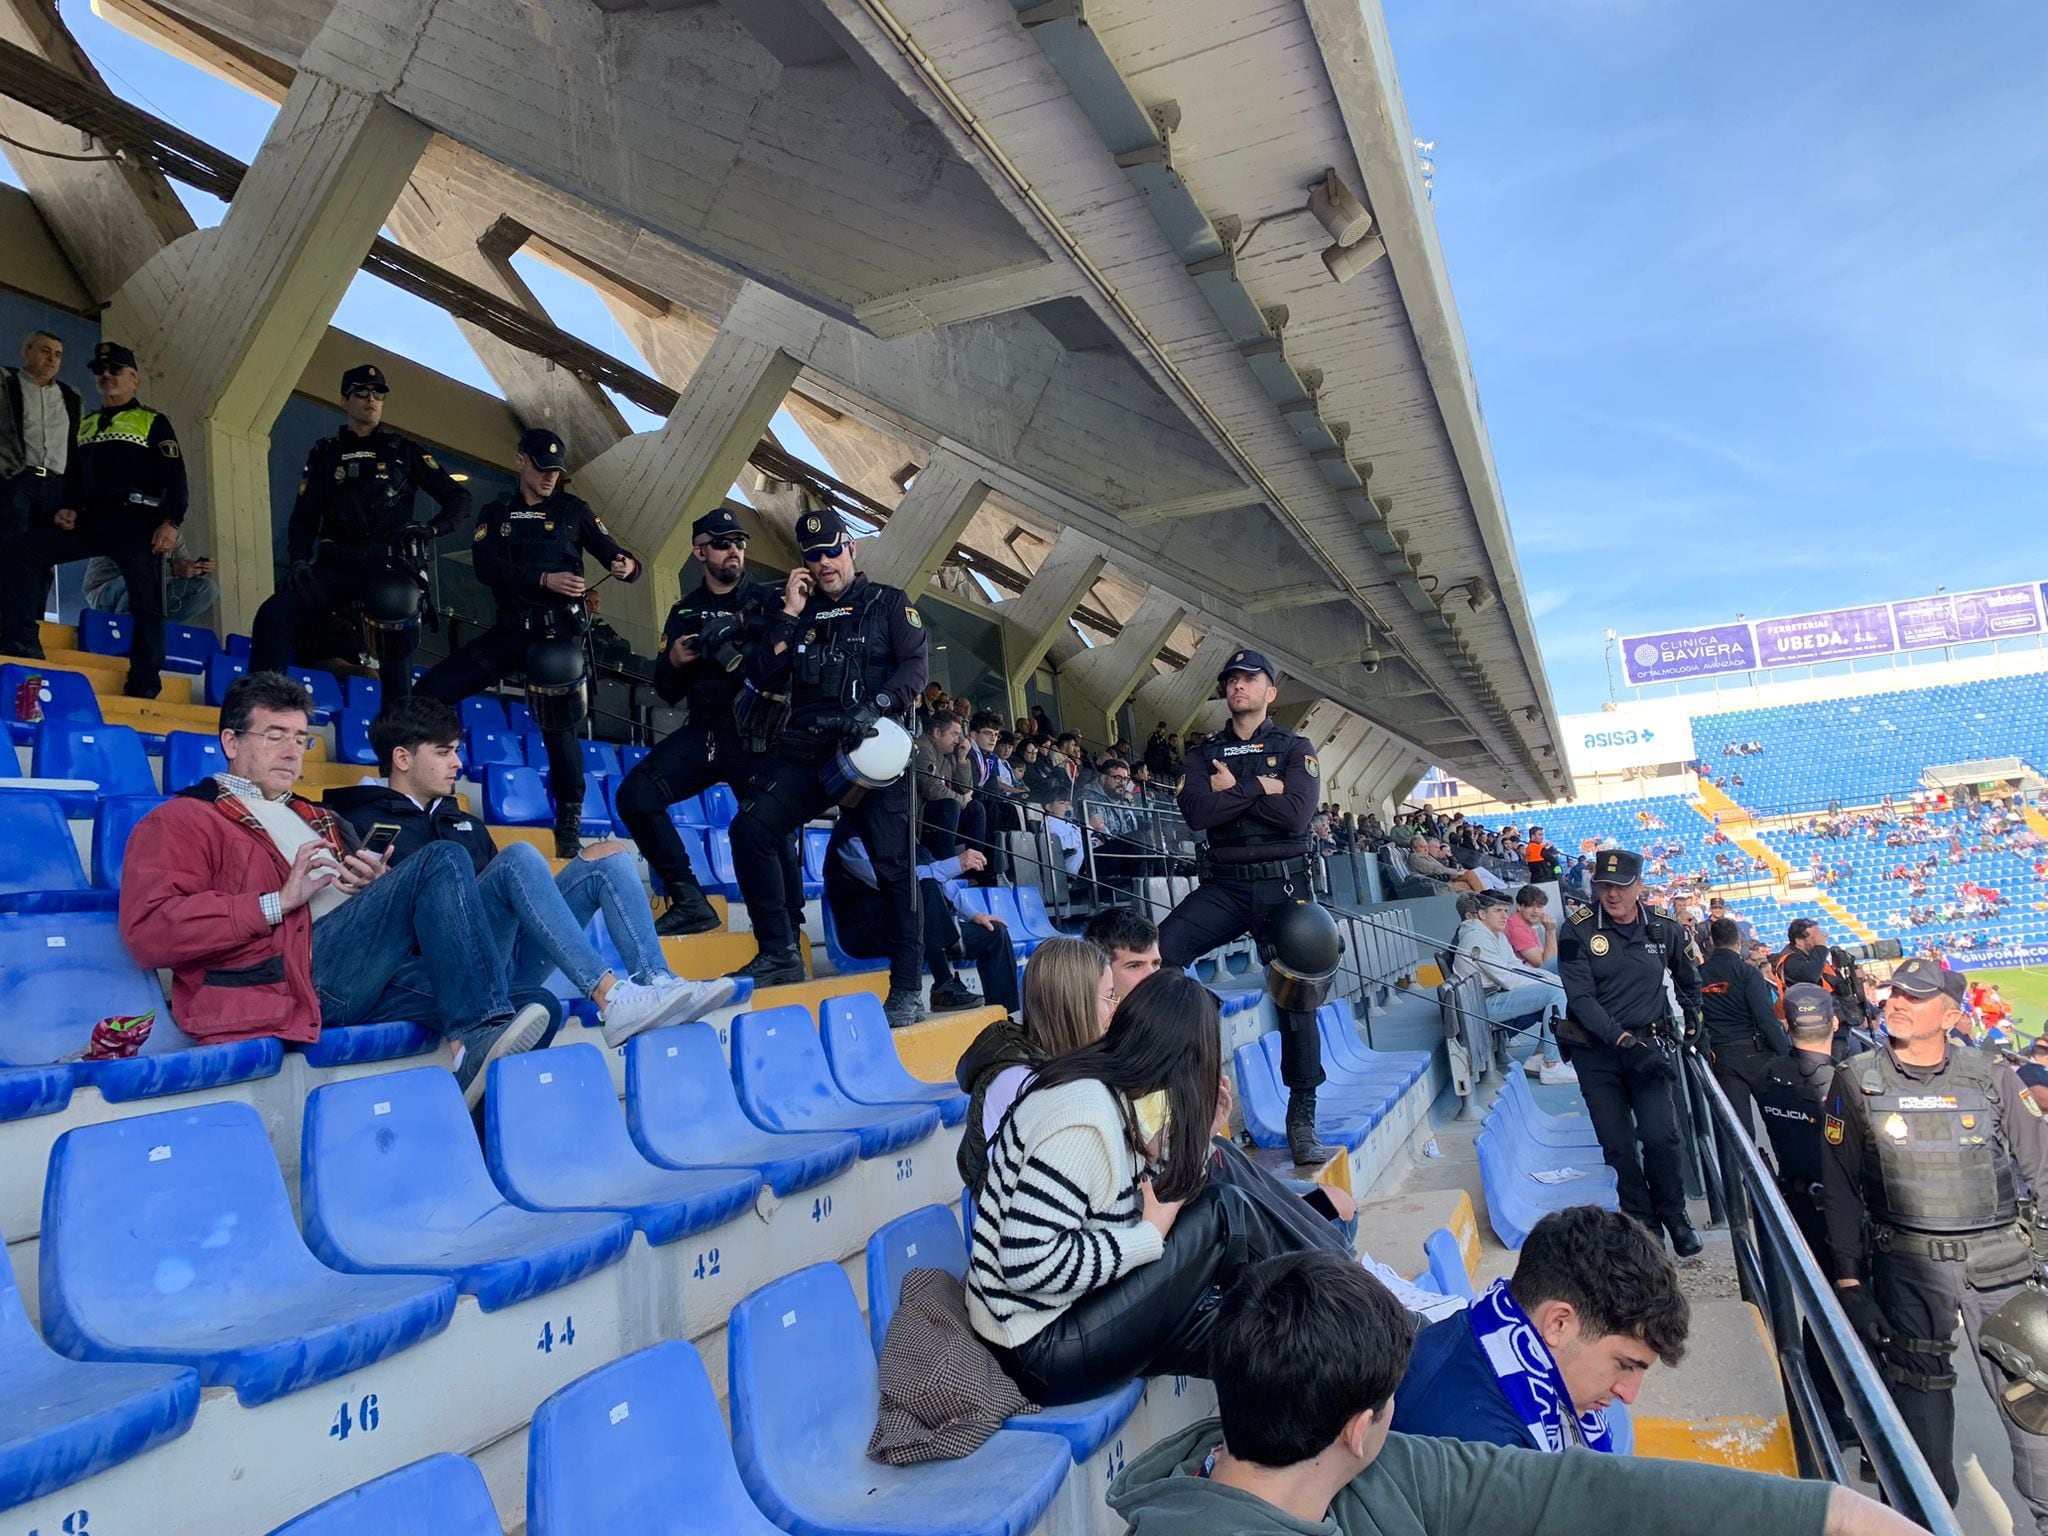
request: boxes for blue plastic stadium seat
[467,729,524,769]
[504,701,536,735]
[1232,1039,1374,1154]
[646,820,716,900]
[337,711,379,766]
[820,902,889,976]
[303,1067,633,1311]
[485,764,551,826]
[78,608,132,658]
[92,793,166,889]
[626,1024,859,1197]
[0,793,116,913]
[294,1018,439,1069]
[486,1043,760,1246]
[162,728,227,791]
[1423,1227,1475,1300]
[202,652,248,706]
[521,731,550,772]
[802,826,830,899]
[163,623,219,675]
[0,1064,72,1123]
[225,632,251,659]
[41,1102,457,1406]
[863,1205,1143,1461]
[30,718,155,814]
[267,1454,502,1536]
[459,697,506,737]
[0,665,100,748]
[0,910,282,1099]
[344,676,382,716]
[706,828,741,891]
[0,1214,199,1511]
[820,993,969,1126]
[527,1341,784,1536]
[1010,886,1063,946]
[580,741,621,781]
[620,744,650,775]
[730,1006,938,1158]
[675,793,709,826]
[1476,1127,1618,1250]
[699,783,738,827]
[289,667,345,723]
[729,1263,1071,1536]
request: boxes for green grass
[1979,967,2048,1043]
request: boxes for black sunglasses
[699,535,747,552]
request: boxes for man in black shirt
[1699,916,1791,1136]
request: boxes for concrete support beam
[860,446,989,601]
[1131,628,1236,742]
[1317,715,1373,786]
[999,526,1105,708]
[574,322,802,635]
[0,0,193,299]
[1242,583,1344,616]
[103,38,430,631]
[1118,487,1260,527]
[1063,585,1185,743]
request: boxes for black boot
[883,987,926,1029]
[553,806,583,860]
[725,946,805,988]
[1665,1213,1703,1258]
[654,887,721,937]
[1286,1090,1335,1167]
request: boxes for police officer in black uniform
[723,507,927,1025]
[612,506,796,938]
[1822,957,2048,1530]
[418,427,641,857]
[1699,913,1791,1135]
[251,363,472,702]
[0,342,182,698]
[1160,649,1339,1166]
[1557,847,1704,1256]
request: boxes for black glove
[1838,1285,1891,1354]
[840,705,883,747]
[398,522,435,545]
[1622,1038,1675,1083]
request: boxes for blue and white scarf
[1466,1278,1615,1454]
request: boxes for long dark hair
[1024,971,1220,1201]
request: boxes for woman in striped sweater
[967,972,1359,1406]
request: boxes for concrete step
[660,929,813,982]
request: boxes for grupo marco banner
[1620,583,2047,686]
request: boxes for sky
[1380,0,2048,712]
[7,1,2045,715]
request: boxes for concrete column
[1063,585,1185,744]
[1131,628,1237,741]
[0,0,192,299]
[1000,527,1104,715]
[861,446,989,600]
[574,322,803,634]
[1339,737,1400,805]
[1317,715,1374,788]
[105,63,431,631]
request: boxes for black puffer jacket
[953,1019,1046,1194]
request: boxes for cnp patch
[473,524,487,543]
[1824,1114,1844,1145]
[1588,933,1611,957]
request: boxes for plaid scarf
[193,774,347,856]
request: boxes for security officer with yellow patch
[251,363,471,702]
[1557,846,1704,1256]
[1161,649,1340,1165]
[1821,957,2048,1529]
[419,427,641,857]
[0,342,182,697]
[722,506,927,1025]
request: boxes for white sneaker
[1538,1061,1580,1086]
[1522,1054,1551,1076]
[601,975,738,1049]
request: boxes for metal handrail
[1684,1052,1962,1530]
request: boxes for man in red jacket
[119,671,552,1106]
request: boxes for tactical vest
[1756,1057,1829,1190]
[789,579,897,727]
[1851,1046,2018,1236]
[322,435,414,544]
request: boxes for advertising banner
[1750,604,1896,668]
[1620,624,1757,685]
[1560,703,1699,776]
[1893,586,2042,648]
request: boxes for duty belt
[1872,1219,2030,1263]
[1198,851,1312,882]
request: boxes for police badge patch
[1305,756,1319,778]
[1824,1114,1844,1145]
[1588,934,1611,957]
[905,607,922,628]
[473,525,487,542]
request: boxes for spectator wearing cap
[418,426,642,858]
[1698,916,1791,1136]
[1821,956,2048,1524]
[1451,891,1573,1083]
[1557,847,1705,1258]
[0,340,182,696]
[1,328,79,540]
[249,362,473,701]
[612,505,800,939]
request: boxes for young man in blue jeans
[329,697,735,1048]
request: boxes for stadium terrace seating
[337,710,378,765]
[819,897,888,976]
[344,676,382,716]
[820,993,971,1126]
[460,697,508,737]
[0,664,100,746]
[301,1066,635,1311]
[621,744,650,775]
[40,1101,457,1406]
[728,1262,1073,1536]
[526,1341,785,1535]
[162,727,227,789]
[0,793,113,913]
[31,718,155,813]
[91,793,165,889]
[202,652,247,706]
[287,667,346,723]
[267,1453,503,1536]
[1474,1075,1620,1250]
[729,1006,939,1156]
[466,728,524,768]
[1234,1035,1380,1155]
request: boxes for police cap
[1589,847,1643,886]
[2019,1063,2048,1091]
[1217,648,1278,687]
[692,507,746,542]
[88,341,136,374]
[517,428,567,470]
[341,363,389,397]
[1783,984,1834,1033]
[1888,956,1965,1003]
[796,506,849,558]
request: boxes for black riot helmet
[522,634,588,733]
[1264,899,1341,1013]
[359,564,422,666]
[1982,1285,2048,1434]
